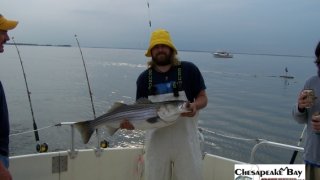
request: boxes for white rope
[9,125,263,143]
[9,124,58,137]
[199,127,263,142]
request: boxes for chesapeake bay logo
[234,164,305,180]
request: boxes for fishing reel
[100,140,109,148]
[36,143,49,153]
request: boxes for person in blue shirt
[292,41,320,180]
[121,29,207,179]
[0,14,18,180]
[137,29,207,180]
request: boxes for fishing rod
[289,124,307,164]
[74,35,96,119]
[11,37,48,153]
[74,35,108,149]
[145,0,152,31]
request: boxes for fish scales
[90,106,158,127]
[75,99,190,144]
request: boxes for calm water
[0,45,316,163]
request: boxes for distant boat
[280,67,294,79]
[213,51,233,58]
[280,75,294,79]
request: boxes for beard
[151,52,172,66]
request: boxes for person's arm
[0,82,9,136]
[193,90,208,110]
[182,90,207,117]
[292,91,308,124]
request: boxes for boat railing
[57,122,106,159]
[199,127,304,164]
[10,121,105,158]
[57,122,79,159]
[249,139,304,163]
[10,123,305,164]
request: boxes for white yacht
[213,51,233,58]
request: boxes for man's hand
[181,102,197,117]
[298,90,315,110]
[312,112,320,132]
[181,90,207,118]
[119,119,135,130]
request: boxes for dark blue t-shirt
[0,81,9,156]
[136,61,206,102]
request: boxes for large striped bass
[75,98,190,144]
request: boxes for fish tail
[74,121,95,144]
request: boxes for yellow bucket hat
[145,29,177,57]
[0,14,18,31]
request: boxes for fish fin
[136,98,152,104]
[74,120,95,144]
[146,117,159,124]
[104,126,119,136]
[108,102,127,112]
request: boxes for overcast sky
[2,0,320,55]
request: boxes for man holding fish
[75,28,207,180]
[135,29,208,180]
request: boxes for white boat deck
[8,125,305,180]
[9,147,242,180]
